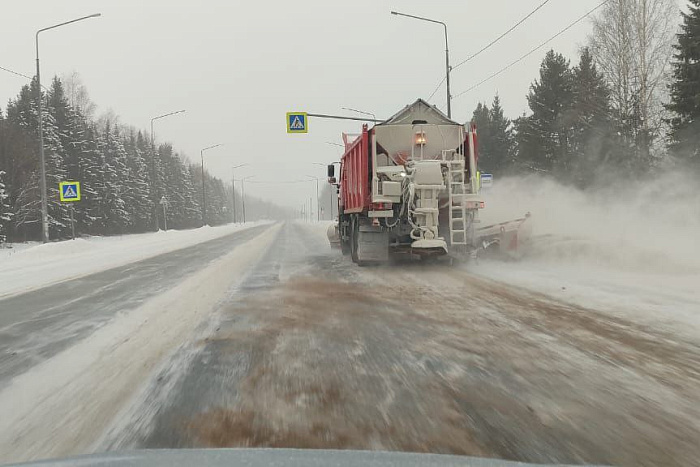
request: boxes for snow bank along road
[2,221,700,466]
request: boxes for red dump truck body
[339,125,371,214]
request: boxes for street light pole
[150,109,186,231]
[231,163,248,224]
[35,13,101,243]
[391,10,451,119]
[241,176,253,223]
[306,176,320,221]
[200,144,223,227]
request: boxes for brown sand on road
[184,268,700,466]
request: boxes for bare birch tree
[589,0,678,166]
[61,71,97,119]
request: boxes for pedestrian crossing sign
[286,112,308,133]
[59,181,81,202]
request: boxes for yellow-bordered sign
[286,112,308,133]
[59,181,81,202]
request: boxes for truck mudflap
[356,226,389,263]
[476,213,532,258]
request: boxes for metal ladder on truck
[442,149,470,250]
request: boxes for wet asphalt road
[100,222,700,467]
[0,224,270,386]
[3,221,699,466]
[105,221,348,449]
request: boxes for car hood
[6,448,605,467]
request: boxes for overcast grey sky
[2,0,603,208]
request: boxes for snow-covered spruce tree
[667,0,700,166]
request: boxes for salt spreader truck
[326,99,528,265]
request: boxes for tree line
[470,0,700,187]
[0,76,243,243]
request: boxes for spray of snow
[475,171,700,337]
[480,171,700,273]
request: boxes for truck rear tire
[350,216,360,264]
[339,217,351,256]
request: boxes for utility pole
[35,13,101,242]
[200,144,223,226]
[69,205,76,240]
[150,109,185,231]
[391,10,451,118]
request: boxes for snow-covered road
[0,221,272,298]
[0,222,281,462]
[1,220,699,466]
[0,224,273,385]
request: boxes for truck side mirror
[327,164,335,178]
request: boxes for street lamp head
[89,13,102,18]
[202,143,224,153]
[152,109,186,123]
[390,9,451,118]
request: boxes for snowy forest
[3,0,700,242]
[472,0,700,186]
[0,75,289,244]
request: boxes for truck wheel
[350,216,359,264]
[339,217,351,255]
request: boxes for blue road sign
[59,181,81,202]
[287,112,308,133]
